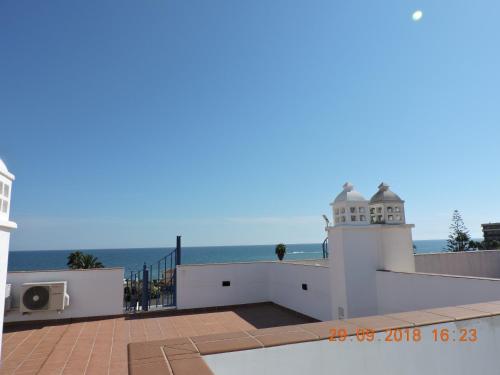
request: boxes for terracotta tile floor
[1,303,315,375]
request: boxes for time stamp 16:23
[329,327,478,343]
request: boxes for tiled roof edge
[128,300,500,375]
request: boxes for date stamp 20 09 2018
[328,327,477,343]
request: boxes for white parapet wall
[176,262,270,309]
[5,268,124,323]
[376,270,500,314]
[176,261,332,321]
[204,316,500,375]
[0,224,15,356]
[0,160,16,357]
[327,224,416,320]
[415,250,500,278]
[268,262,331,321]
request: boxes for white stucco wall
[0,225,15,356]
[205,316,500,375]
[379,225,415,273]
[329,226,380,319]
[415,250,500,278]
[376,270,500,314]
[0,162,16,357]
[268,262,331,321]
[176,261,331,321]
[328,224,415,320]
[5,268,124,323]
[177,263,270,309]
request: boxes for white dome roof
[0,158,14,180]
[332,182,367,204]
[370,182,403,204]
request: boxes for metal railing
[124,236,181,312]
[322,237,329,259]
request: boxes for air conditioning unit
[5,283,12,311]
[20,281,70,313]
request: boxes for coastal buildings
[2,164,500,374]
[482,222,500,242]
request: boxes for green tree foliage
[67,251,105,269]
[469,239,500,250]
[275,243,287,261]
[67,251,84,269]
[446,210,472,252]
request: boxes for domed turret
[0,160,8,175]
[0,159,14,220]
[330,182,369,226]
[369,183,405,224]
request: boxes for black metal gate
[124,236,181,312]
[322,237,329,258]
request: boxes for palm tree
[275,243,286,261]
[79,254,104,269]
[67,251,104,269]
[67,251,84,269]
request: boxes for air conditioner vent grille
[22,286,50,310]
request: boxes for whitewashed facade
[0,160,16,357]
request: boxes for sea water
[8,240,448,274]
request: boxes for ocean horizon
[8,239,449,275]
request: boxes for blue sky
[1,0,499,250]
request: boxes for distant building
[482,223,500,242]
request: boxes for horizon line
[9,238,453,252]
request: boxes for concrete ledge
[177,259,327,268]
[6,267,124,273]
[0,168,15,180]
[128,300,500,375]
[378,269,500,281]
[0,220,17,231]
[415,250,500,256]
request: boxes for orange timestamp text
[328,327,477,343]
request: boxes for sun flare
[412,10,423,21]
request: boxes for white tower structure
[331,182,369,226]
[0,159,16,357]
[328,182,415,320]
[369,182,406,225]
